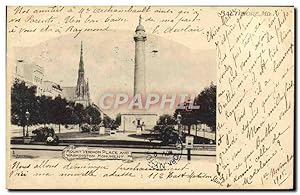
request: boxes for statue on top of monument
[135,15,145,32]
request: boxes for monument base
[120,113,158,133]
[99,126,105,135]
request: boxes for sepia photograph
[5,5,294,190]
[10,15,216,165]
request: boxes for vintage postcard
[6,6,294,189]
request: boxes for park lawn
[56,131,101,139]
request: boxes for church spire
[79,41,84,72]
[86,78,90,97]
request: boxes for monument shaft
[133,16,147,98]
[120,16,157,133]
[134,40,146,97]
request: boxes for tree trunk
[23,125,25,137]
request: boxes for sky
[13,29,216,117]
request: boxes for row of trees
[11,79,216,135]
[11,80,103,133]
[157,82,216,132]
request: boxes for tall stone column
[133,15,147,99]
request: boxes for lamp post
[187,126,192,161]
[25,110,30,137]
[184,100,193,161]
[89,116,92,125]
[196,120,200,137]
[204,127,206,144]
[176,112,182,135]
[177,112,191,160]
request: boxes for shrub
[80,123,92,132]
[32,127,55,142]
[46,134,59,145]
[91,125,100,132]
[153,125,161,131]
[154,125,180,145]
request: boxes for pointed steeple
[86,78,89,90]
[75,41,90,107]
[86,78,89,91]
[79,41,84,72]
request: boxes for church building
[62,41,90,107]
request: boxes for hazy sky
[14,31,216,116]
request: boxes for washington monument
[133,15,146,99]
[121,16,157,133]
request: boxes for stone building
[14,59,44,96]
[62,41,90,107]
[42,80,63,98]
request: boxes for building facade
[42,80,63,98]
[14,59,44,96]
[61,86,76,102]
[14,42,90,105]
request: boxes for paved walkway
[61,132,155,142]
[11,125,216,141]
[11,144,216,157]
[10,124,81,137]
[185,129,216,140]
